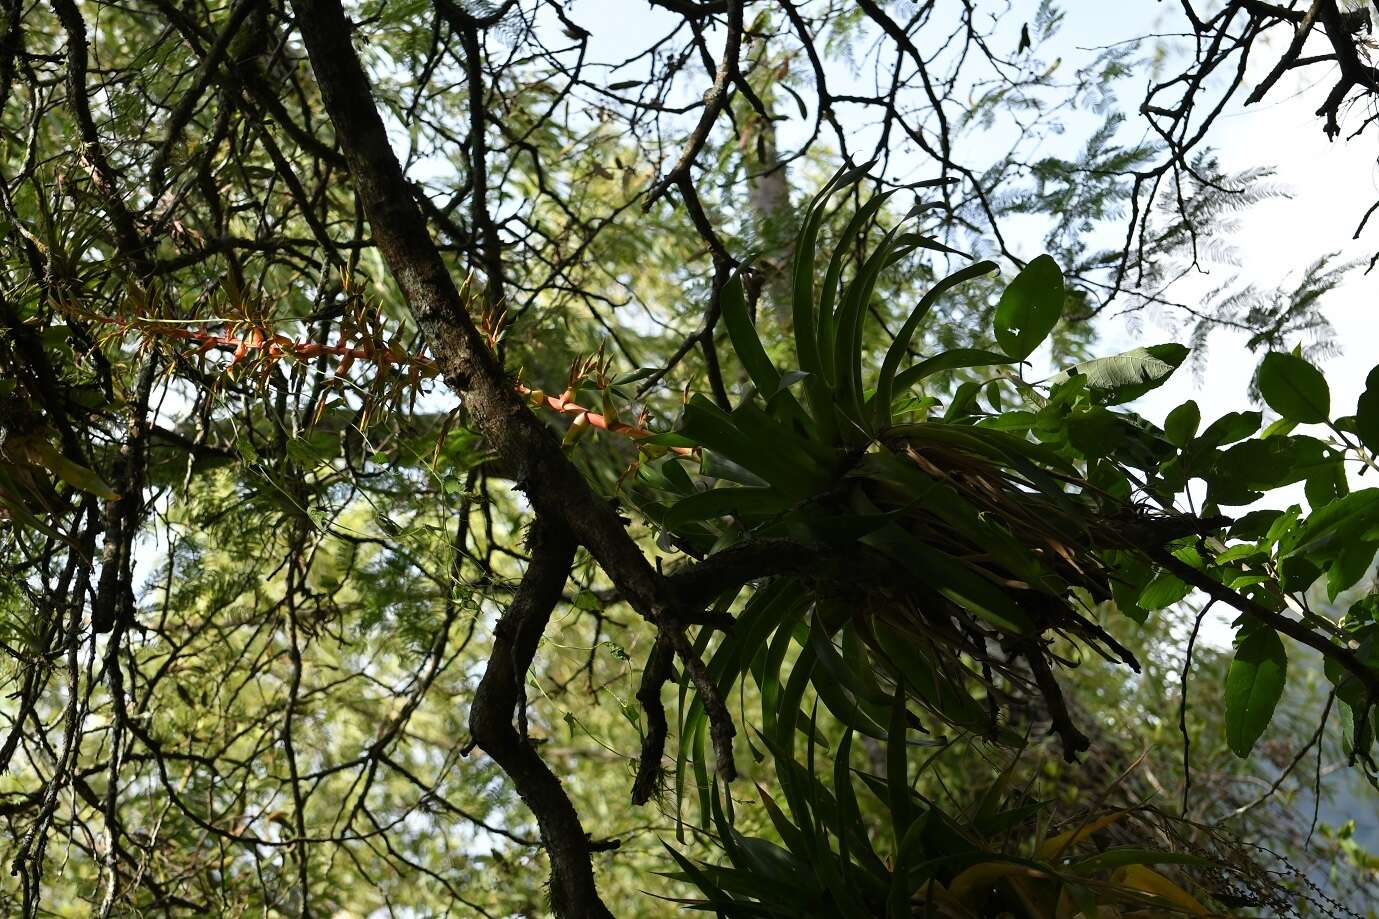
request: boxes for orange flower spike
[227,338,249,368]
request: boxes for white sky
[1072,6,1379,428]
[574,0,1378,420]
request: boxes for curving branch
[464,516,613,919]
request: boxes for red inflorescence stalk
[116,318,687,453]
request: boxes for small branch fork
[461,516,615,918]
[1137,1,1379,276]
[1153,548,1379,768]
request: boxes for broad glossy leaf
[1327,542,1378,601]
[1192,411,1262,450]
[1357,363,1379,452]
[1164,400,1200,447]
[1224,623,1287,757]
[1257,351,1329,424]
[1281,488,1379,559]
[994,254,1064,361]
[1137,570,1189,611]
[1208,435,1336,502]
[1048,344,1188,405]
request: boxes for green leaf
[889,349,1011,395]
[639,431,699,449]
[0,468,71,544]
[661,482,794,527]
[1257,351,1330,424]
[571,590,601,612]
[993,255,1064,361]
[1066,408,1125,459]
[864,525,1035,634]
[886,683,912,851]
[611,367,660,386]
[873,261,998,428]
[721,272,781,397]
[681,396,825,497]
[1327,542,1377,601]
[1137,570,1189,611]
[792,164,869,379]
[873,621,986,728]
[1356,364,1379,453]
[817,190,893,385]
[1208,435,1336,503]
[1071,848,1209,874]
[1193,411,1262,450]
[1164,400,1201,447]
[28,441,117,499]
[833,219,911,431]
[1048,344,1188,405]
[1281,488,1379,560]
[1224,623,1288,758]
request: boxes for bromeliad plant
[622,168,1379,916]
[9,162,1379,916]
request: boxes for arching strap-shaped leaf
[663,486,793,529]
[682,395,826,498]
[1034,810,1128,860]
[791,162,874,378]
[1108,865,1209,915]
[25,440,117,499]
[873,261,998,429]
[862,525,1035,635]
[816,191,894,384]
[833,217,912,432]
[888,349,1011,396]
[871,620,987,729]
[721,272,780,397]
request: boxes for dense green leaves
[6,0,1379,914]
[993,254,1064,361]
